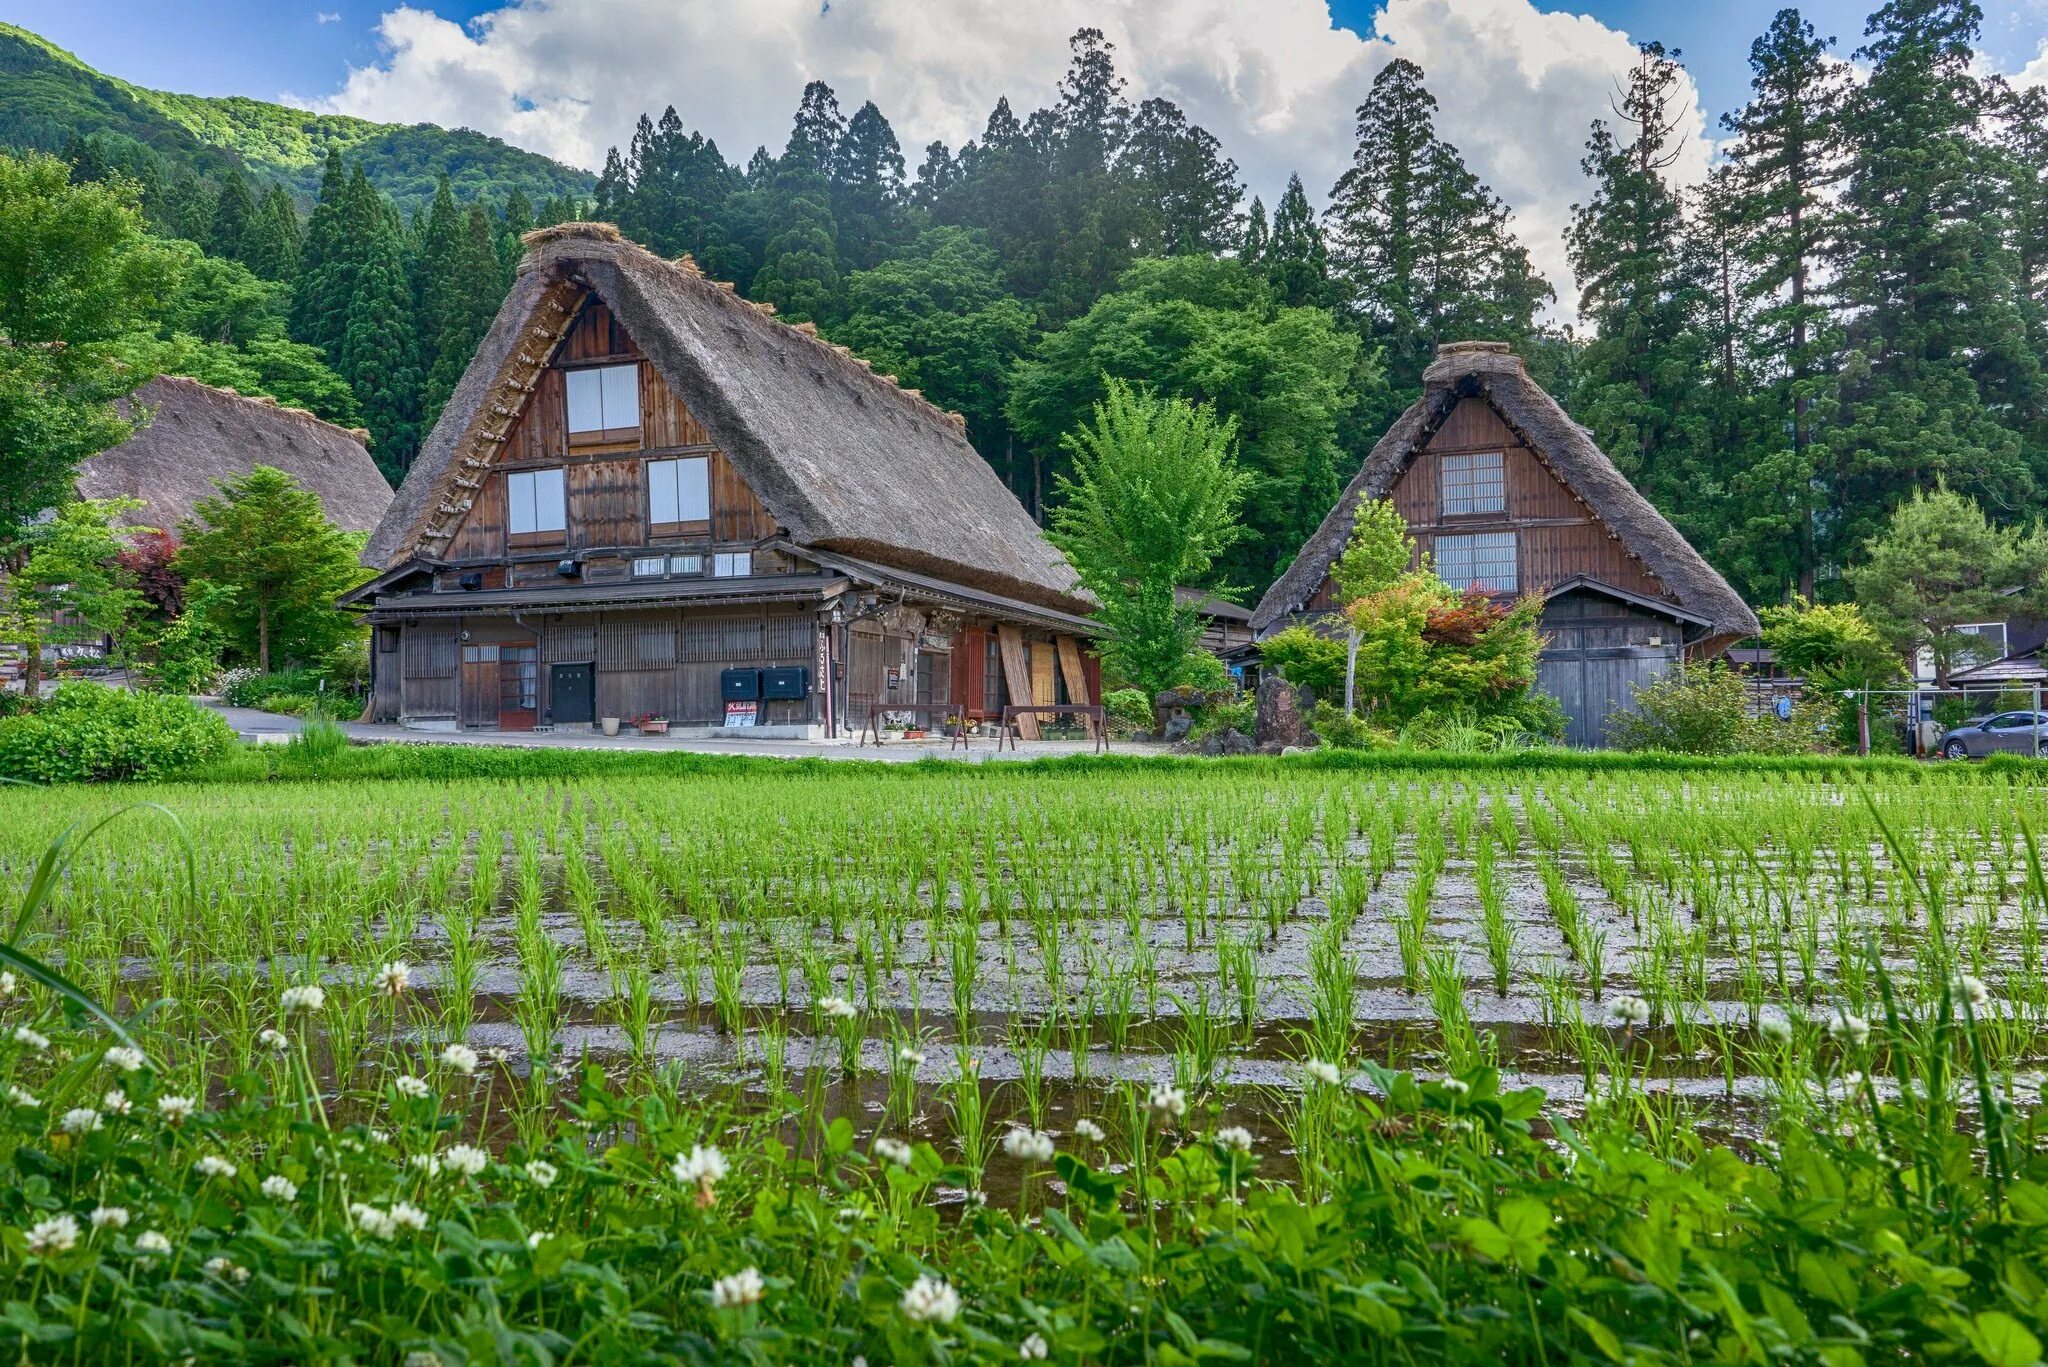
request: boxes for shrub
[1309,700,1391,750]
[1259,625,1347,695]
[0,682,235,782]
[1170,647,1235,694]
[253,692,325,717]
[1606,663,1830,755]
[1188,698,1254,741]
[1103,688,1155,737]
[223,668,321,709]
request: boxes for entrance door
[551,662,595,725]
[459,643,499,728]
[496,645,539,730]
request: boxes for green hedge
[0,683,236,782]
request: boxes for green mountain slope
[0,22,593,211]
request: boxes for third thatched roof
[367,222,1085,614]
[1250,342,1758,647]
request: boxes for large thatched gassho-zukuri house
[1252,341,1758,747]
[345,222,1097,737]
[75,376,393,534]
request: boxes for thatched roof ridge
[369,222,1083,613]
[1250,341,1758,648]
[78,375,392,535]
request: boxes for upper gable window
[1435,531,1517,594]
[647,456,710,532]
[507,468,567,541]
[1441,451,1505,517]
[565,363,641,443]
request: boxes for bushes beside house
[1607,663,1833,755]
[0,682,235,782]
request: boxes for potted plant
[631,713,670,736]
[600,716,621,737]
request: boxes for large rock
[1254,676,1315,752]
[1197,727,1256,757]
[1162,711,1195,743]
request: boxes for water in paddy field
[13,771,2048,1175]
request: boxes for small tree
[1046,380,1252,698]
[1328,497,1417,712]
[1346,574,1545,726]
[175,466,370,673]
[1,500,152,691]
[1847,487,2048,686]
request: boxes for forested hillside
[0,24,592,212]
[4,5,2043,608]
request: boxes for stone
[1254,675,1314,752]
[1162,711,1195,743]
[1196,727,1255,757]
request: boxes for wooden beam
[1055,635,1090,705]
[996,625,1038,740]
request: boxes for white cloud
[2011,38,2048,89]
[316,11,341,23]
[313,0,1717,314]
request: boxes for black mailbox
[761,665,809,700]
[720,667,762,702]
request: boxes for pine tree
[1719,8,1850,597]
[244,184,300,282]
[207,170,257,266]
[498,186,534,280]
[1565,43,1710,511]
[786,82,847,172]
[333,181,421,479]
[833,101,907,271]
[1120,97,1242,253]
[289,149,347,348]
[1828,0,2039,567]
[1242,196,1269,262]
[1999,85,2048,459]
[1265,175,1331,309]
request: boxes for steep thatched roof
[1251,342,1758,648]
[77,376,391,534]
[366,222,1087,615]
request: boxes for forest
[10,2,2047,608]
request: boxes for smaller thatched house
[1253,341,1758,746]
[75,376,392,534]
[346,222,1096,738]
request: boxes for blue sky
[12,0,2043,128]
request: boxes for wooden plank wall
[567,460,647,550]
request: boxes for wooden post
[1858,689,1870,757]
[2035,682,2042,760]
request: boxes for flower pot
[600,717,621,737]
[641,719,670,735]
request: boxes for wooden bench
[857,701,972,749]
[996,704,1107,754]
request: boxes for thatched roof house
[349,222,1095,738]
[77,376,391,534]
[1253,341,1758,745]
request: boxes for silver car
[1940,710,2048,758]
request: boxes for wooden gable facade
[1254,341,1758,747]
[349,224,1098,739]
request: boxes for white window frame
[670,554,704,575]
[1434,531,1517,594]
[1441,451,1506,517]
[713,551,752,579]
[647,456,710,527]
[507,468,567,536]
[565,363,641,438]
[631,556,668,577]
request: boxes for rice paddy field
[2,756,2047,1362]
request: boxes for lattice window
[763,615,814,659]
[681,617,765,662]
[1434,532,1518,593]
[401,626,457,679]
[1440,451,1505,517]
[543,625,596,663]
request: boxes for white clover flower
[1001,1127,1054,1163]
[261,1175,298,1202]
[523,1159,558,1188]
[819,994,858,1020]
[351,1203,397,1239]
[439,1043,479,1075]
[393,1075,431,1099]
[1441,1077,1471,1097]
[711,1265,767,1309]
[195,1155,237,1179]
[1759,1016,1793,1045]
[157,1095,197,1125]
[279,985,326,1015]
[526,1230,552,1250]
[671,1143,729,1187]
[897,1045,927,1067]
[258,1028,290,1053]
[1955,975,1991,1011]
[1609,996,1651,1026]
[103,1046,147,1074]
[1073,1118,1106,1143]
[1830,1011,1872,1047]
[873,1137,914,1167]
[101,1089,132,1117]
[389,1202,429,1233]
[900,1274,962,1325]
[89,1206,128,1230]
[59,1107,102,1135]
[369,1128,392,1145]
[1303,1059,1343,1087]
[133,1230,172,1256]
[485,1047,512,1065]
[203,1255,251,1283]
[408,1154,442,1177]
[374,961,412,997]
[1215,1126,1255,1155]
[7,1085,37,1108]
[1020,1332,1050,1361]
[1147,1083,1187,1120]
[442,1144,488,1178]
[0,970,15,998]
[12,1026,50,1052]
[25,1214,79,1256]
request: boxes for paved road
[337,720,1160,763]
[206,704,304,742]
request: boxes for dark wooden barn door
[1535,589,1682,747]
